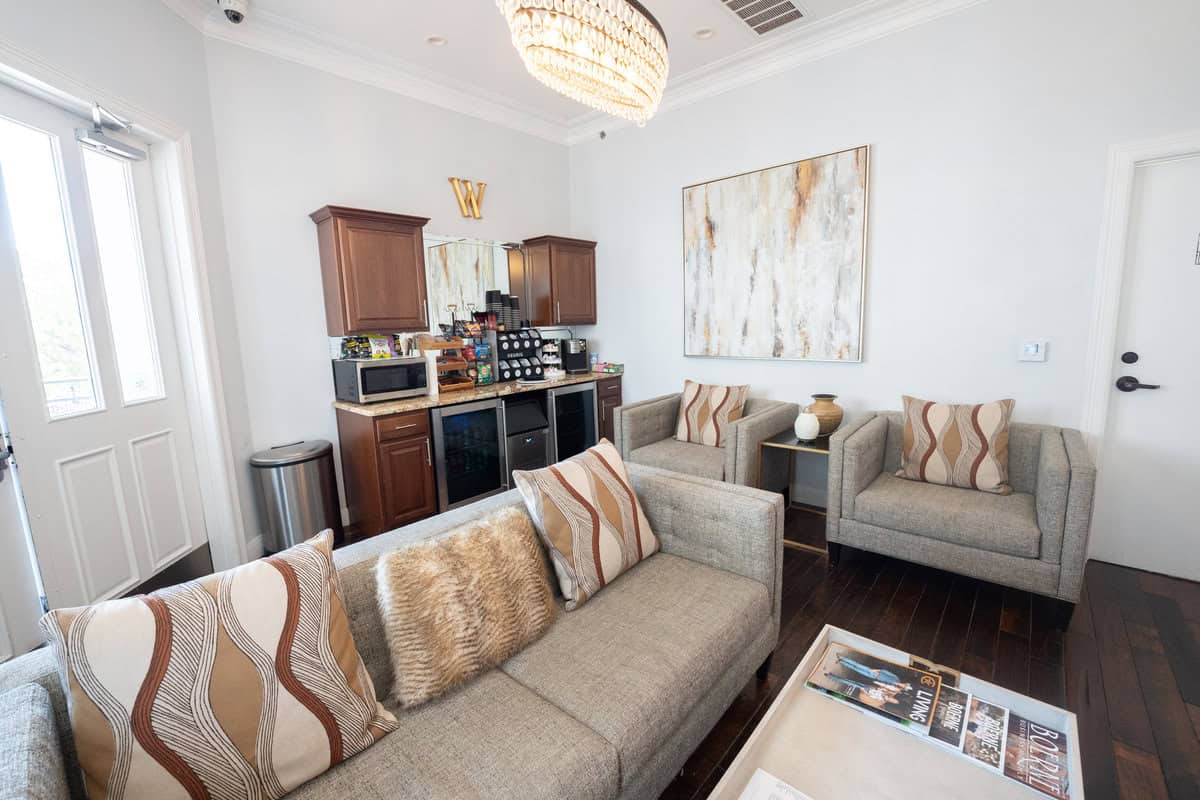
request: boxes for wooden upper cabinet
[311,206,430,335]
[519,236,597,326]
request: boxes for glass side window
[0,117,102,418]
[81,148,164,404]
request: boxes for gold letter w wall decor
[449,178,487,219]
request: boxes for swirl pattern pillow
[675,380,750,447]
[39,531,395,800]
[897,395,1016,495]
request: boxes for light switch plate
[1019,339,1048,362]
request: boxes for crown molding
[158,0,986,148]
[566,0,988,143]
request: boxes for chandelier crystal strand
[497,0,669,126]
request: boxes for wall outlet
[1019,339,1048,362]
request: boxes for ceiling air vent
[722,0,804,35]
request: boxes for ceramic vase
[794,411,821,442]
[810,394,844,436]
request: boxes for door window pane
[81,149,164,404]
[0,117,101,418]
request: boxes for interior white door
[1091,154,1200,581]
[0,84,208,612]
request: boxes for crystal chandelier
[496,0,669,126]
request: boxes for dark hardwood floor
[659,546,1200,800]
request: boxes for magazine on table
[804,643,942,731]
[962,696,1009,771]
[928,685,971,750]
[1004,713,1071,798]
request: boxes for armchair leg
[756,652,774,681]
[827,543,842,566]
[1053,600,1076,632]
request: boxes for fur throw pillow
[374,507,557,707]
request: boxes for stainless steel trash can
[250,440,343,553]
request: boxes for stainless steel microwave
[333,357,428,404]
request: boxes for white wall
[570,0,1200,438]
[0,0,260,552]
[204,40,571,535]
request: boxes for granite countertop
[334,372,617,417]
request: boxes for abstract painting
[683,146,869,361]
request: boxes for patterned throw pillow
[39,531,396,800]
[512,439,659,610]
[374,507,557,708]
[675,380,750,447]
[897,395,1016,495]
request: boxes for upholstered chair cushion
[674,380,750,447]
[896,395,1016,495]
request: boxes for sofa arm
[613,393,681,459]
[836,415,888,523]
[727,401,800,488]
[1056,429,1096,602]
[627,463,784,619]
[1035,430,1070,564]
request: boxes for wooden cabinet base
[336,407,437,538]
[598,375,622,443]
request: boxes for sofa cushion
[286,671,619,800]
[39,530,396,800]
[374,507,557,707]
[0,683,68,800]
[628,438,726,481]
[675,380,750,446]
[513,440,660,610]
[854,473,1041,558]
[500,553,771,786]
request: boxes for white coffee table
[708,625,1084,800]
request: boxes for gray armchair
[613,393,798,488]
[827,412,1096,608]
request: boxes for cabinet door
[550,243,596,325]
[339,218,428,332]
[380,435,437,528]
[600,394,621,442]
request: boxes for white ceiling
[164,0,985,142]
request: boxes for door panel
[551,244,596,324]
[340,219,427,332]
[1091,155,1200,581]
[381,436,436,527]
[0,83,209,612]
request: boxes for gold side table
[757,430,831,554]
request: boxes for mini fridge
[431,399,507,511]
[548,382,598,461]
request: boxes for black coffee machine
[560,338,590,375]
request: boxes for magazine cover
[962,697,1009,771]
[1004,713,1071,798]
[928,686,971,749]
[805,643,942,729]
[910,655,960,689]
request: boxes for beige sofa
[613,394,798,489]
[0,464,783,800]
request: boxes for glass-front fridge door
[550,383,598,461]
[432,399,506,511]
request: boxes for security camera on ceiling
[218,0,248,24]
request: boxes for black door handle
[1116,375,1161,392]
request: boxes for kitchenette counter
[334,372,615,417]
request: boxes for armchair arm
[727,401,800,487]
[612,393,681,458]
[1056,429,1096,602]
[627,463,784,620]
[826,414,885,542]
[1035,430,1070,564]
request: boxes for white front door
[0,84,208,620]
[1091,154,1200,581]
